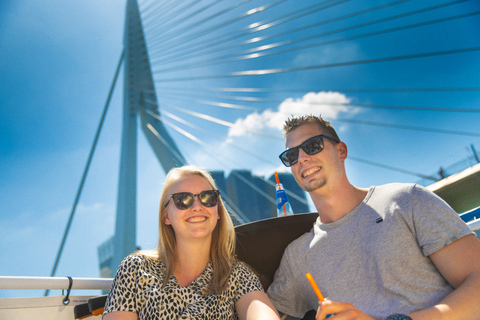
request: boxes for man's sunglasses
[279,134,340,167]
[165,190,220,210]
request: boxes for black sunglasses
[279,134,340,167]
[165,190,220,210]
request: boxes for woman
[103,165,280,320]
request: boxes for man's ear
[337,141,348,160]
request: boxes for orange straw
[306,273,325,302]
[274,172,287,215]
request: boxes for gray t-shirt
[267,183,473,320]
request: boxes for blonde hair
[152,165,236,294]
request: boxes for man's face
[285,123,342,192]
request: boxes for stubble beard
[304,177,327,192]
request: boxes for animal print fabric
[103,254,264,319]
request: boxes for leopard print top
[103,254,264,319]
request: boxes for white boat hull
[0,296,101,320]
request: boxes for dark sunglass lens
[303,136,324,155]
[199,190,218,207]
[173,192,194,209]
[280,157,290,167]
[279,148,298,167]
[286,149,299,166]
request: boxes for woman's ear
[164,214,171,225]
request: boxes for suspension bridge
[1,0,479,306]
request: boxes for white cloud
[228,91,354,137]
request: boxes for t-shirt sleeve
[233,262,265,303]
[410,184,474,256]
[103,255,140,315]
[267,245,308,318]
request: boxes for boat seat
[74,295,107,319]
[235,213,317,291]
[235,212,318,320]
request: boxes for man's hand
[315,300,375,320]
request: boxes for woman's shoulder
[230,260,265,292]
[123,252,155,262]
[232,260,249,269]
[231,260,258,277]
[120,252,165,271]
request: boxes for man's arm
[409,234,480,320]
[312,234,480,320]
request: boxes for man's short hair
[283,114,340,141]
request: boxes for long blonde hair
[154,165,236,294]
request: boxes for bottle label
[276,189,289,209]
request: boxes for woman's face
[164,174,220,243]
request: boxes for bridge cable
[44,50,124,296]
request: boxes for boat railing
[0,276,113,320]
[0,276,112,291]
[467,218,480,236]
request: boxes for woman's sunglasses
[165,190,220,210]
[279,134,340,167]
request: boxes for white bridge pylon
[110,0,188,278]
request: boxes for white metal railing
[0,276,112,291]
[468,218,480,232]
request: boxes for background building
[215,170,310,223]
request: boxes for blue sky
[1,0,479,298]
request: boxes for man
[267,115,480,320]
